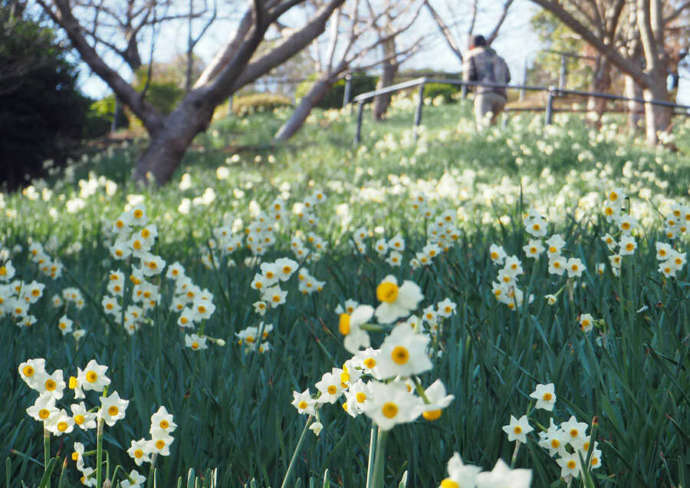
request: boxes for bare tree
[530,0,690,144]
[37,0,345,185]
[274,0,423,139]
[369,0,424,120]
[422,0,514,68]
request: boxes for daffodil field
[1,98,689,488]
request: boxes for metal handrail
[351,77,690,144]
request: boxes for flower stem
[365,425,377,488]
[370,429,388,488]
[43,427,51,488]
[510,440,521,468]
[280,415,313,488]
[96,416,104,488]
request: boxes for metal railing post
[414,81,425,141]
[559,55,567,90]
[343,73,352,109]
[461,84,468,99]
[545,86,555,125]
[354,102,364,145]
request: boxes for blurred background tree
[0,0,88,190]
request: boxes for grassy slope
[0,99,689,487]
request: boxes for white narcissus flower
[18,358,47,390]
[37,369,66,400]
[376,323,432,379]
[566,258,585,278]
[502,415,533,444]
[185,333,208,351]
[339,305,374,354]
[374,275,423,324]
[78,359,111,394]
[308,421,323,436]
[475,459,532,488]
[150,406,177,434]
[291,389,316,416]
[560,416,589,450]
[148,429,174,456]
[579,314,594,333]
[529,383,556,411]
[120,469,147,488]
[71,402,97,430]
[420,379,455,421]
[440,452,481,488]
[26,393,58,423]
[100,391,129,427]
[45,409,75,436]
[127,438,151,466]
[364,380,422,431]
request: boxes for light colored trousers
[474,92,507,129]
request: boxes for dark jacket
[463,47,511,98]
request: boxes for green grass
[0,98,689,487]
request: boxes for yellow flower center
[514,425,523,434]
[356,392,367,403]
[363,358,376,369]
[570,428,579,438]
[155,440,165,450]
[440,479,459,488]
[160,420,169,429]
[45,379,57,391]
[69,376,78,389]
[108,406,119,416]
[57,421,68,432]
[327,385,337,395]
[298,401,308,410]
[382,402,398,419]
[626,243,634,251]
[72,452,79,461]
[282,266,292,274]
[0,266,5,275]
[192,342,199,350]
[22,365,34,377]
[74,414,85,425]
[551,439,560,449]
[39,409,51,420]
[422,409,442,421]
[141,229,150,238]
[592,457,599,466]
[133,240,142,250]
[134,449,144,459]
[621,222,630,230]
[567,460,577,469]
[134,209,143,219]
[338,314,351,335]
[86,371,98,383]
[376,282,399,303]
[391,346,410,365]
[490,251,499,260]
[609,192,618,201]
[543,392,553,401]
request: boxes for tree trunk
[586,55,611,127]
[275,70,341,141]
[132,95,214,184]
[642,78,672,145]
[624,74,644,130]
[373,37,398,121]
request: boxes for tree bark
[132,94,215,183]
[642,76,672,145]
[274,71,339,141]
[624,74,644,130]
[586,55,611,126]
[373,37,398,120]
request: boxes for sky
[76,0,690,106]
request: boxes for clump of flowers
[501,383,603,484]
[19,357,175,487]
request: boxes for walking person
[463,34,511,129]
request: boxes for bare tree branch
[423,0,463,62]
[486,0,514,45]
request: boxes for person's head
[470,34,486,49]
